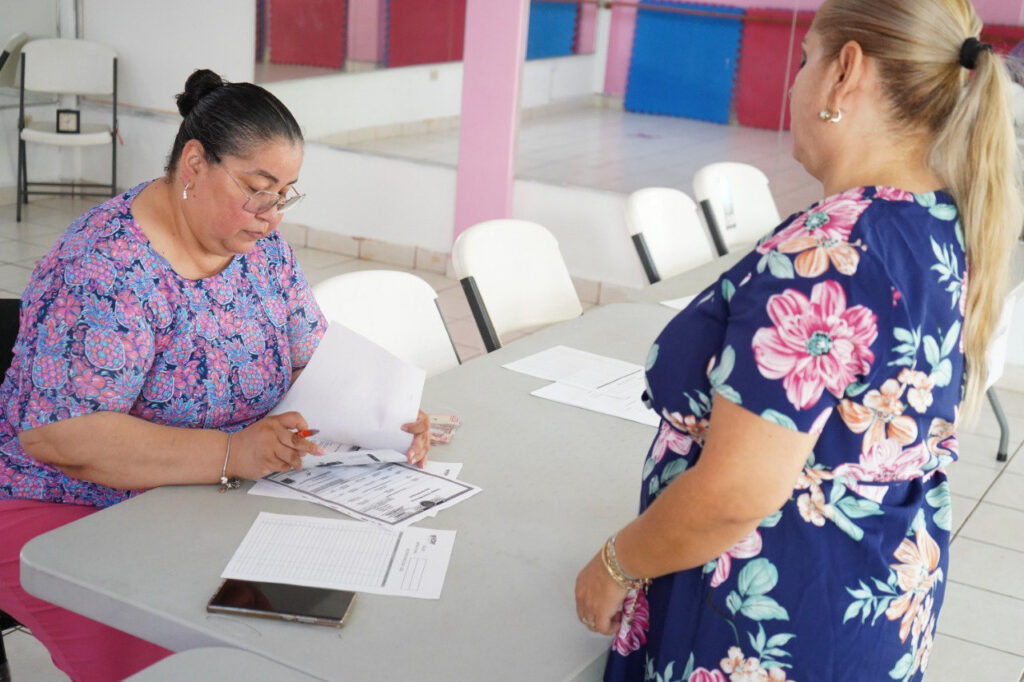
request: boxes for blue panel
[625,2,744,123]
[526,2,579,60]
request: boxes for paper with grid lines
[221,512,456,599]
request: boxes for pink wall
[453,0,531,237]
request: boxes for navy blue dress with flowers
[605,187,964,682]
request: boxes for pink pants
[0,499,171,682]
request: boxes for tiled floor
[331,103,824,218]
[3,196,1024,681]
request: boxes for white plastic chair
[0,32,29,87]
[17,38,118,222]
[452,219,582,352]
[312,270,460,377]
[626,187,717,284]
[693,162,781,255]
[985,280,1024,461]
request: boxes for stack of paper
[503,345,659,427]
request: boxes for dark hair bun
[175,69,226,117]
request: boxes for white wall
[268,54,597,140]
[81,0,255,112]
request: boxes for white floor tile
[926,634,1024,682]
[950,493,978,537]
[956,431,1011,470]
[291,246,354,271]
[2,629,70,682]
[985,472,1024,511]
[958,503,1024,553]
[1006,448,1024,476]
[947,459,1002,500]
[950,537,1024,601]
[937,582,1024,656]
[0,264,32,294]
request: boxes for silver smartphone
[207,579,356,628]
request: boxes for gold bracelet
[218,432,241,493]
[601,534,650,591]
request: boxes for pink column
[603,0,637,96]
[452,0,531,239]
[577,2,598,54]
[347,0,384,63]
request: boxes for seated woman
[0,69,429,681]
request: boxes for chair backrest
[986,280,1024,390]
[0,32,30,88]
[693,162,781,254]
[451,219,582,351]
[625,187,716,283]
[21,38,116,96]
[312,270,459,377]
[0,299,20,383]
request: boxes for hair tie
[959,37,993,70]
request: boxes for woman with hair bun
[0,69,430,680]
[576,1,1021,680]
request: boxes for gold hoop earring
[819,108,842,123]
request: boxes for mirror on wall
[254,0,597,84]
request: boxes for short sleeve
[13,258,155,432]
[275,240,326,369]
[713,212,900,434]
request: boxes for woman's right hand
[229,412,322,480]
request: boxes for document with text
[222,512,456,599]
[250,462,480,529]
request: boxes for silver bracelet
[218,432,241,493]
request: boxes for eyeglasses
[221,165,305,215]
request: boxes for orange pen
[292,429,319,438]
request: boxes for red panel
[388,0,466,67]
[980,24,1024,55]
[269,0,346,68]
[735,9,813,131]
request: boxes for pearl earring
[819,108,842,123]
[182,182,191,200]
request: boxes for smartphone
[207,579,356,628]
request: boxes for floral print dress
[0,182,325,508]
[606,187,964,682]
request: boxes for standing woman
[576,1,1021,680]
[0,70,429,680]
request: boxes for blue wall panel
[526,2,579,60]
[625,2,744,123]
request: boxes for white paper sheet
[531,370,659,427]
[222,512,456,599]
[502,345,642,389]
[271,322,425,452]
[252,462,480,529]
[301,436,407,469]
[660,294,697,311]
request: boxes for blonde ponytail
[932,46,1023,419]
[815,0,1023,420]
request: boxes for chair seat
[21,121,112,146]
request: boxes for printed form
[222,512,456,599]
[250,462,480,529]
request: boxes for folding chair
[452,219,582,352]
[986,281,1024,462]
[17,38,118,222]
[313,270,460,377]
[693,162,781,255]
[626,187,717,284]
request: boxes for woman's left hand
[575,550,628,635]
[402,410,430,468]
